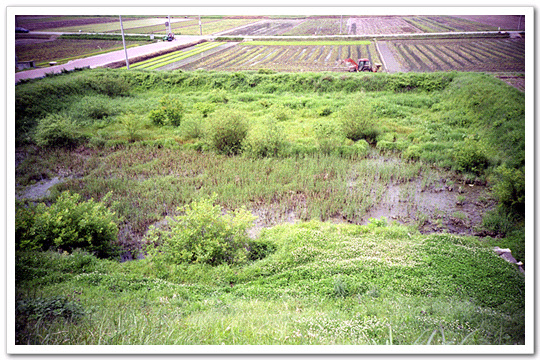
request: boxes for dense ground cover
[14,69,526,346]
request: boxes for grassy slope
[14,69,526,345]
[16,221,524,345]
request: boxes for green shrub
[181,117,205,140]
[146,195,256,266]
[16,295,88,323]
[73,95,117,123]
[272,105,290,121]
[16,191,118,258]
[492,165,525,215]
[453,139,489,175]
[148,108,166,126]
[243,119,286,158]
[313,119,344,155]
[317,106,333,117]
[193,102,215,118]
[376,140,409,153]
[119,113,141,142]
[205,110,249,155]
[339,101,380,143]
[403,145,421,161]
[481,208,517,236]
[150,95,184,126]
[34,114,85,148]
[207,89,228,104]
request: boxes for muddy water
[360,178,496,235]
[248,176,495,238]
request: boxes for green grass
[15,221,524,345]
[14,68,526,346]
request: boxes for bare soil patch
[347,17,423,35]
[15,15,129,31]
[450,15,525,30]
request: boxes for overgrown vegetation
[14,68,526,346]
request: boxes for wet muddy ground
[247,175,495,238]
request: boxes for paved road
[15,35,208,83]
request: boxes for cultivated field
[181,41,382,72]
[347,17,423,35]
[218,20,303,36]
[15,35,144,65]
[386,37,525,73]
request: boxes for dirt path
[376,41,402,73]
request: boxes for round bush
[34,114,85,148]
[453,139,489,175]
[205,111,248,155]
[340,101,380,143]
[16,191,118,258]
[146,195,256,266]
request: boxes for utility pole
[199,15,202,35]
[340,15,342,34]
[517,15,523,31]
[168,15,172,35]
[119,15,129,69]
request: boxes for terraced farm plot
[43,17,184,33]
[402,15,499,33]
[126,42,226,70]
[219,20,302,36]
[282,18,345,36]
[163,19,262,36]
[180,42,383,72]
[347,17,423,35]
[387,38,525,73]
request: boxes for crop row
[220,20,301,36]
[45,17,174,33]
[180,43,382,72]
[347,17,423,35]
[127,42,223,70]
[402,16,497,33]
[388,38,525,73]
[282,19,344,36]
[122,18,222,35]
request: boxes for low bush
[181,117,205,140]
[16,191,119,258]
[193,102,215,118]
[146,195,258,266]
[73,95,117,124]
[453,139,489,175]
[313,119,344,155]
[34,114,85,148]
[207,89,228,104]
[339,101,380,143]
[242,119,286,158]
[492,165,525,215]
[317,106,332,117]
[149,95,184,126]
[204,110,249,155]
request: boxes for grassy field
[14,69,526,347]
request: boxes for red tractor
[339,58,382,72]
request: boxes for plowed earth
[181,43,382,72]
[387,38,525,73]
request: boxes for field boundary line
[374,40,388,73]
